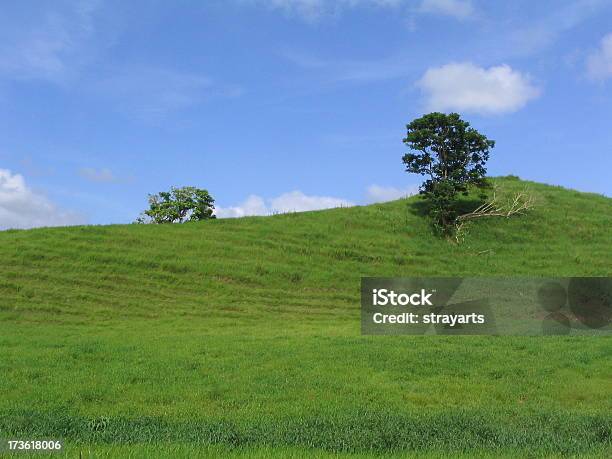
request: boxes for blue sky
[1,0,611,228]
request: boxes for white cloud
[78,167,119,183]
[0,4,241,119]
[587,33,612,80]
[215,185,417,218]
[0,169,85,230]
[215,195,269,218]
[366,184,417,203]
[418,0,473,19]
[270,190,353,212]
[215,190,353,218]
[0,0,101,82]
[417,63,540,114]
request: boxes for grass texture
[0,177,610,457]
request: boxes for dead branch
[456,187,535,223]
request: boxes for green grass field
[0,176,610,457]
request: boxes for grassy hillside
[0,177,610,457]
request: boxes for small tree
[402,112,494,232]
[137,186,216,224]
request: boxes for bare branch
[456,187,534,223]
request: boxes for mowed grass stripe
[0,409,609,455]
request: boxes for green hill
[1,177,610,457]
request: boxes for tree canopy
[402,112,495,231]
[138,186,216,224]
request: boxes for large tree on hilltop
[402,112,494,231]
